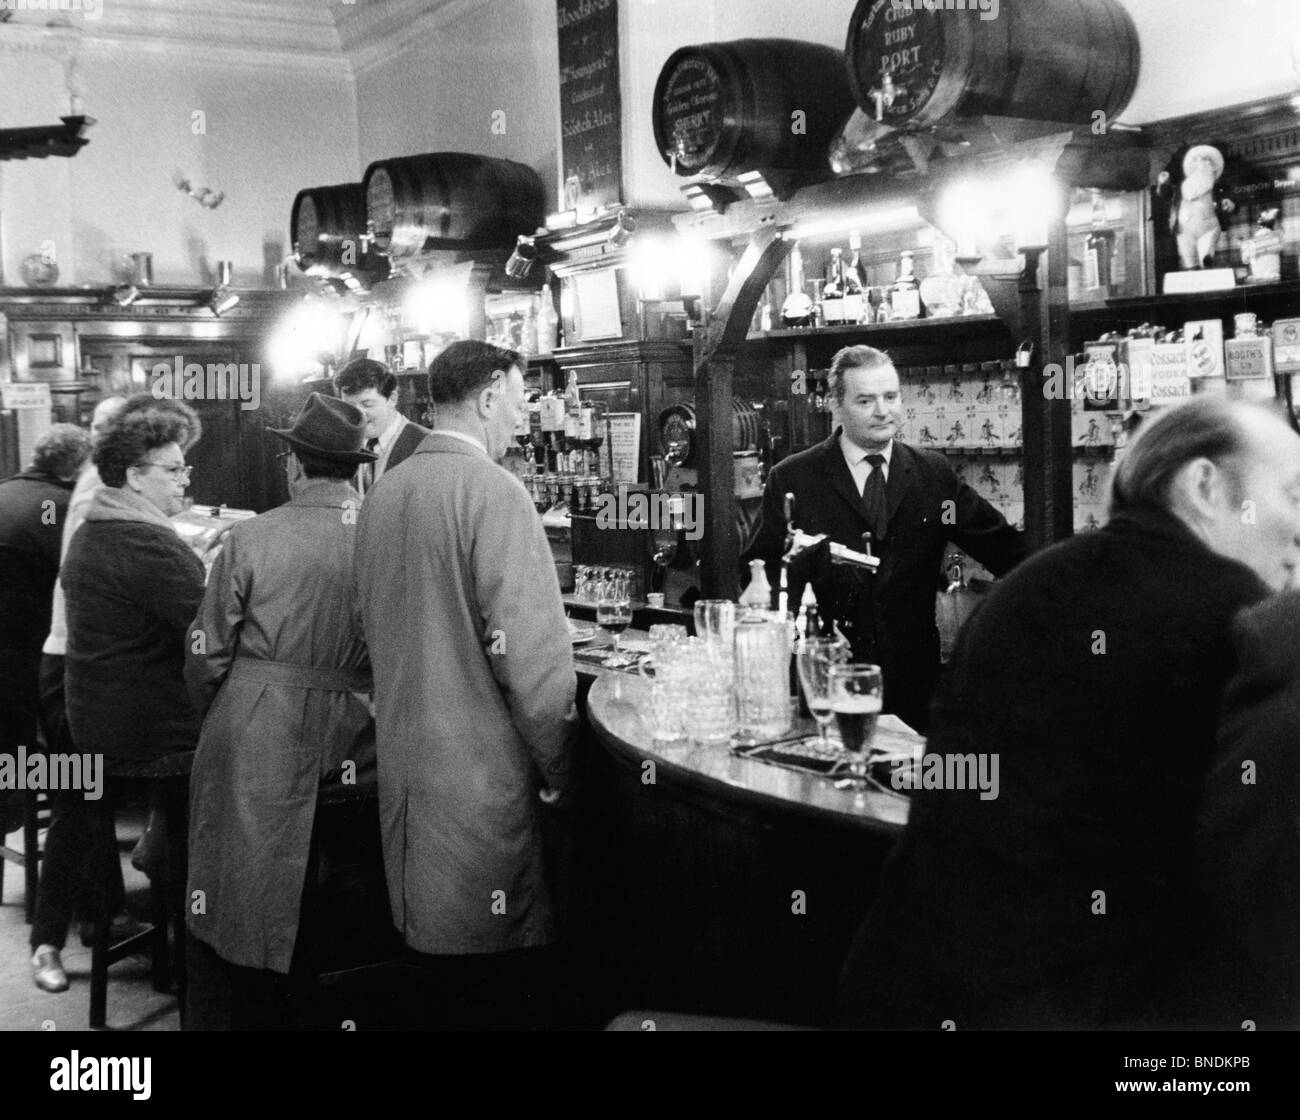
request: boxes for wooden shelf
[1070,280,1300,322]
[747,314,1004,342]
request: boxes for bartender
[745,345,1025,731]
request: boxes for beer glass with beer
[828,663,882,790]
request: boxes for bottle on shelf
[563,370,581,467]
[781,244,815,327]
[845,233,867,324]
[538,282,558,356]
[739,559,773,611]
[919,237,963,319]
[889,250,924,320]
[540,391,565,473]
[1084,190,1116,297]
[822,248,847,325]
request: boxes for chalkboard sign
[557,0,622,214]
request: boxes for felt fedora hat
[269,392,378,464]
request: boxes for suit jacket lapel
[881,442,913,540]
[819,434,872,530]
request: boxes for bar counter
[567,633,923,1027]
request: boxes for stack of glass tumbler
[641,600,795,743]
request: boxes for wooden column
[693,229,792,600]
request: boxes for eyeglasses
[138,461,192,481]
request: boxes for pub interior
[1,0,1299,1046]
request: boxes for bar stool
[87,750,193,1030]
[1,789,50,922]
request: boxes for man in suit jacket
[840,396,1300,1030]
[334,358,430,494]
[746,345,1024,730]
[354,340,576,1029]
[1192,592,1300,1030]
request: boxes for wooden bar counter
[567,645,922,1028]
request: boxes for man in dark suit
[840,396,1300,1030]
[1192,592,1300,1030]
[746,345,1024,731]
[334,359,430,495]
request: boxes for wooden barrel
[361,152,545,260]
[659,400,761,467]
[652,40,857,180]
[845,0,1139,130]
[290,182,389,280]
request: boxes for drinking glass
[796,636,851,749]
[638,632,690,742]
[827,663,883,790]
[734,617,794,741]
[693,600,737,650]
[677,637,737,743]
[596,596,634,667]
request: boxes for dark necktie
[360,438,379,495]
[861,453,887,537]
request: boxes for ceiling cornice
[0,0,351,76]
[334,0,497,78]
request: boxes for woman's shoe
[31,946,69,993]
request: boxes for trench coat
[354,432,577,956]
[185,479,375,974]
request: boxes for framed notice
[607,411,641,485]
[573,267,623,341]
[556,0,622,214]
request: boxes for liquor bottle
[845,232,868,324]
[919,238,963,319]
[1084,190,1116,297]
[822,248,847,325]
[889,251,923,320]
[540,391,564,472]
[739,559,773,610]
[781,245,814,327]
[538,282,557,356]
[563,370,581,460]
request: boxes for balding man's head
[1112,397,1300,591]
[91,396,127,445]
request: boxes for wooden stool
[1,789,51,923]
[88,751,193,1030]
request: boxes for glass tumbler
[734,617,794,741]
[678,637,737,744]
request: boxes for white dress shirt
[840,431,893,495]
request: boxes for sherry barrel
[652,39,857,180]
[361,152,545,260]
[845,0,1139,131]
[291,182,388,281]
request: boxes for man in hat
[184,393,378,1028]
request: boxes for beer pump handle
[783,492,796,525]
[861,532,874,560]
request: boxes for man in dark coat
[0,425,90,832]
[1192,592,1300,1030]
[840,396,1300,1030]
[745,345,1024,730]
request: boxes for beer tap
[781,492,880,573]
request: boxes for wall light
[402,269,472,337]
[504,234,537,280]
[268,298,347,379]
[605,211,637,249]
[208,286,240,316]
[110,283,140,308]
